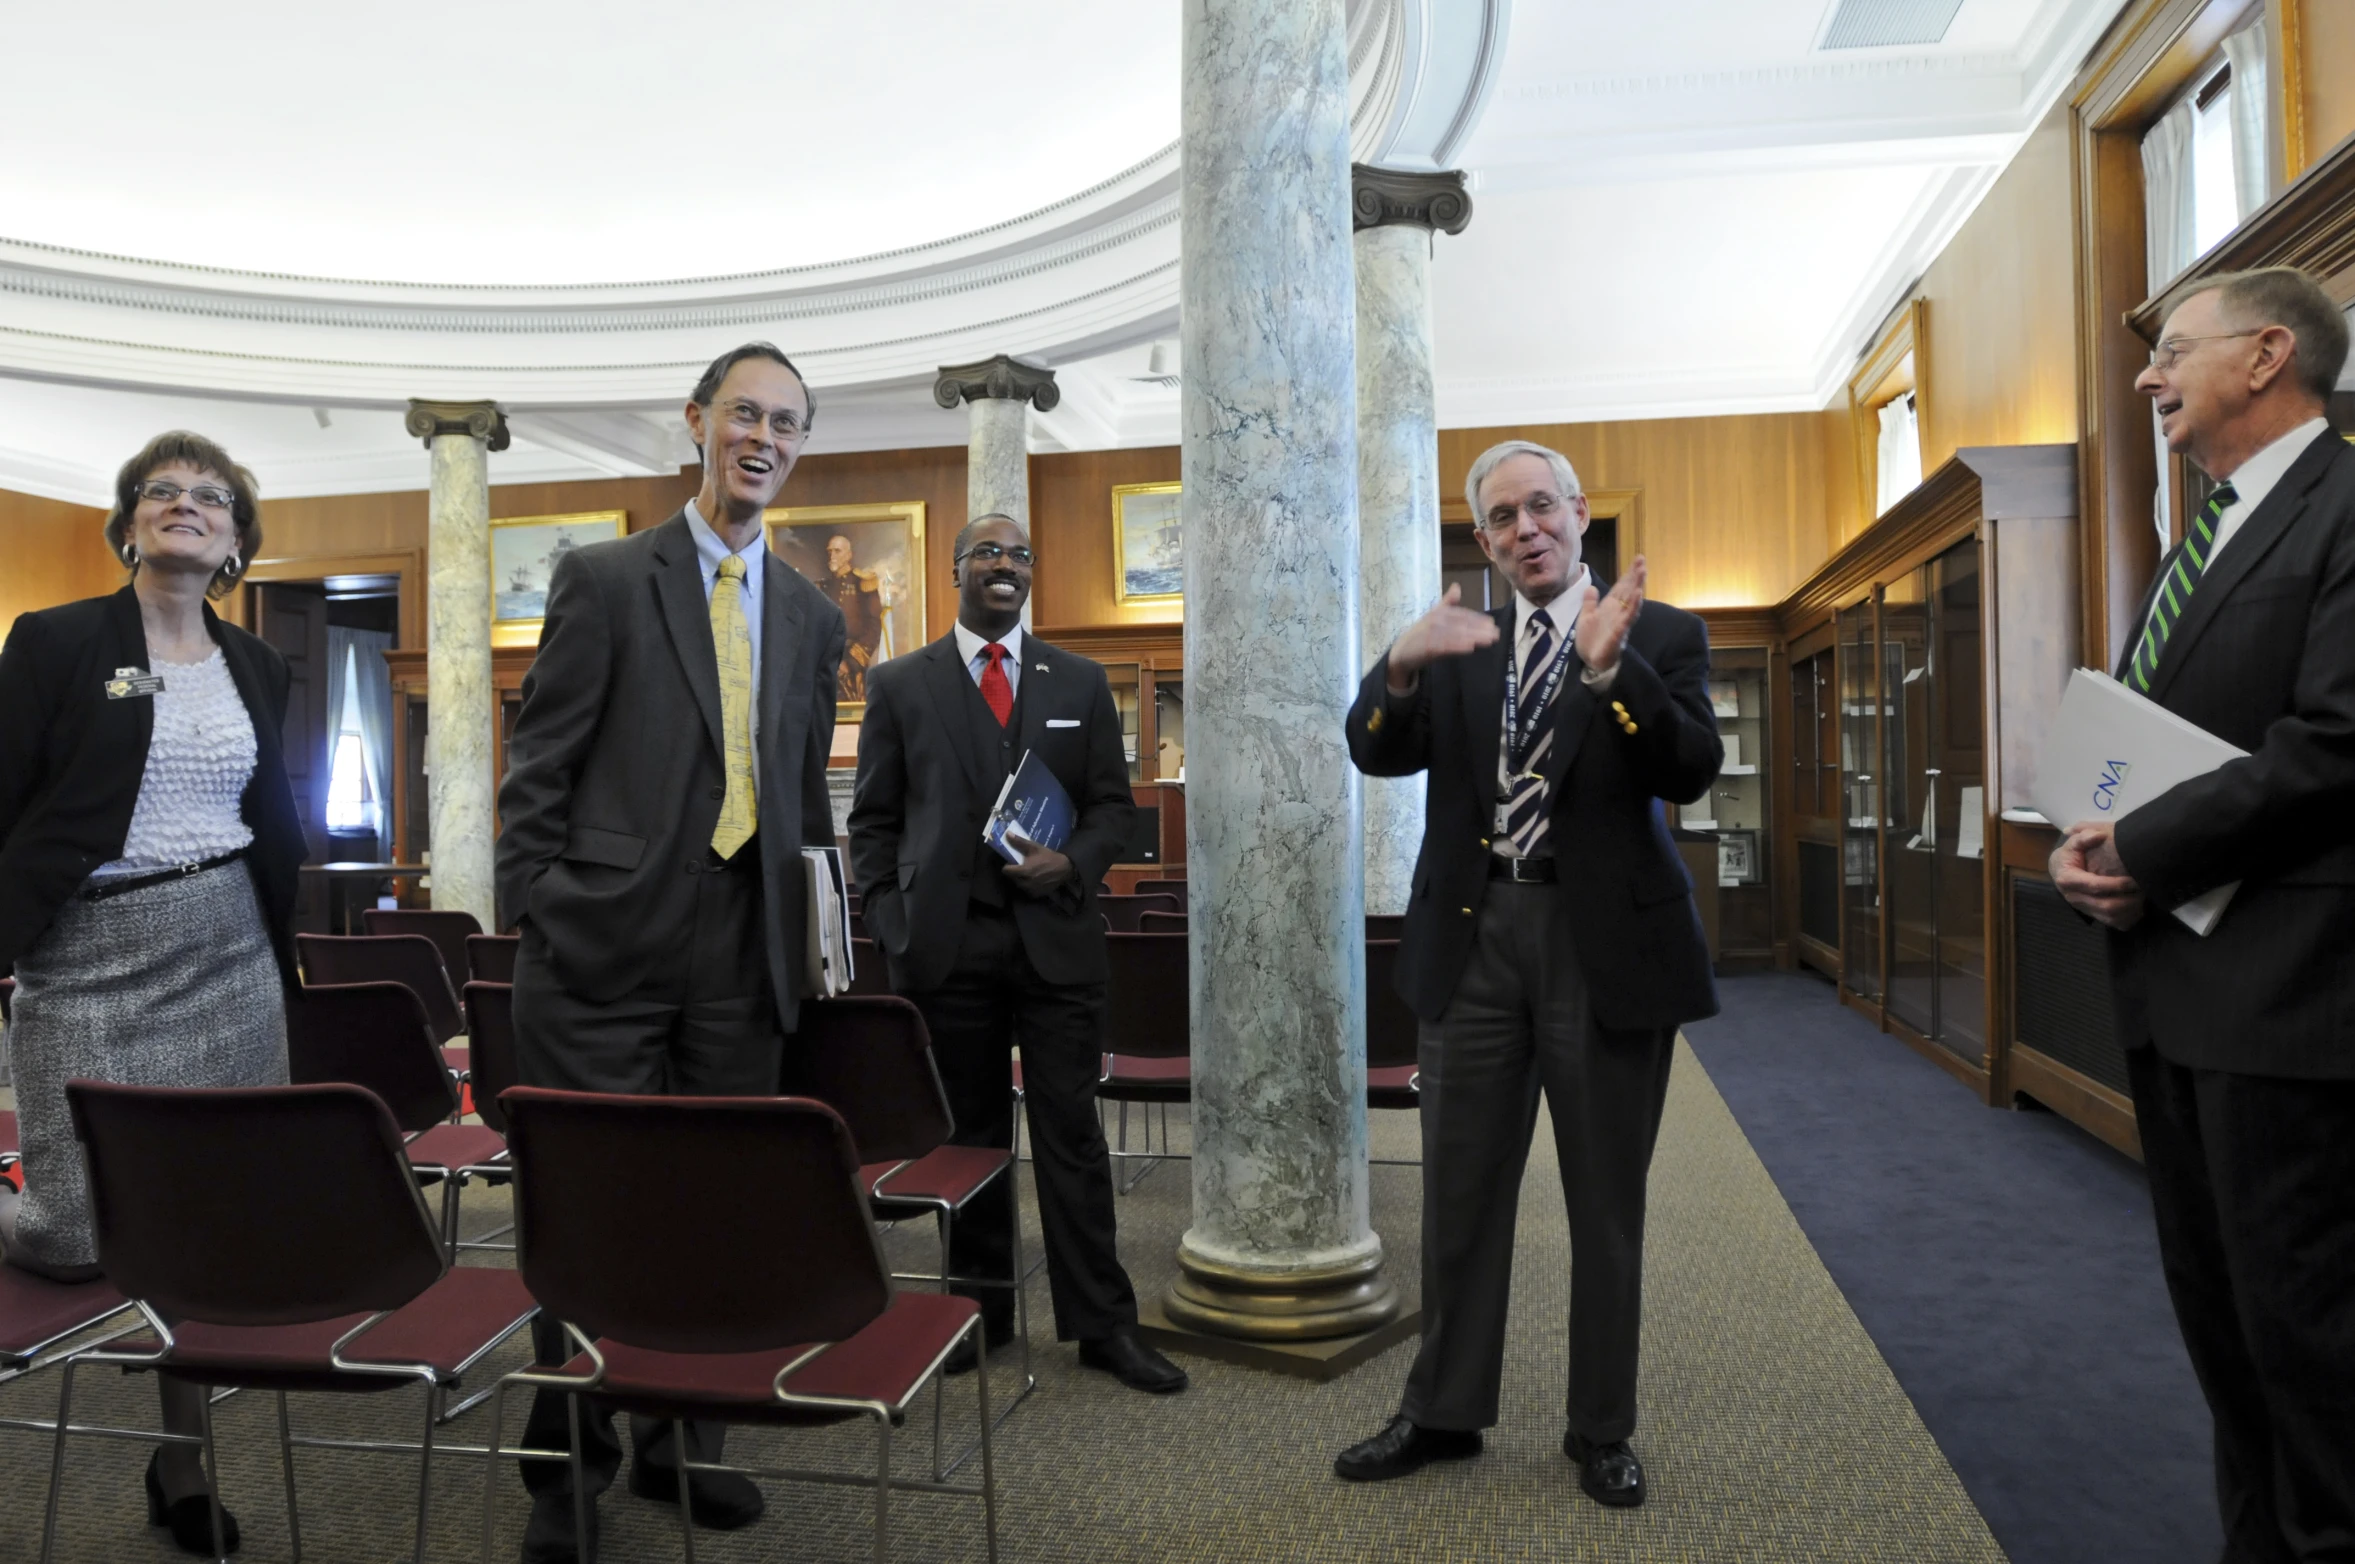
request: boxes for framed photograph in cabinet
[1113,481,1183,606]
[490,511,627,647]
[1718,828,1761,887]
[765,500,927,717]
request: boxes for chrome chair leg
[672,1419,697,1564]
[200,1389,229,1564]
[37,1357,77,1564]
[412,1381,439,1564]
[975,1328,999,1564]
[278,1391,304,1563]
[568,1390,595,1564]
[872,1413,893,1564]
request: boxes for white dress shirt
[953,618,1025,702]
[684,497,765,780]
[2203,418,2333,564]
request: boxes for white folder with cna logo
[2032,669,2246,935]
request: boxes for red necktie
[980,642,1014,727]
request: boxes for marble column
[1169,0,1395,1341]
[1353,166,1472,916]
[403,399,508,930]
[937,356,1059,628]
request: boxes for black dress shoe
[146,1452,241,1556]
[627,1459,765,1529]
[1334,1415,1483,1482]
[942,1312,1018,1377]
[1076,1329,1188,1393]
[1564,1432,1646,1507]
[520,1488,597,1564]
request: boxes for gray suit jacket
[494,511,846,1026]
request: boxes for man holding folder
[2051,267,2354,1559]
[849,513,1186,1394]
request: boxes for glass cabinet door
[1102,663,1142,784]
[1882,571,1935,1039]
[1838,600,1882,1004]
[1930,540,1987,1059]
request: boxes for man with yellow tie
[495,342,846,1564]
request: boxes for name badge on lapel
[105,667,164,700]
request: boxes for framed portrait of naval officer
[764,499,926,718]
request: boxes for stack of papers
[801,846,856,997]
[2030,669,2247,935]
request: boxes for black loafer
[1564,1432,1646,1507]
[520,1488,597,1564]
[626,1460,765,1530]
[1334,1415,1483,1482]
[1076,1328,1189,1393]
[146,1452,241,1556]
[942,1312,1018,1377]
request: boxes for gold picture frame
[764,500,927,720]
[490,511,628,647]
[1112,481,1183,607]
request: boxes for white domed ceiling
[0,0,2126,503]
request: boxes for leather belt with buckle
[1487,855,1557,884]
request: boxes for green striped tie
[2127,481,2237,692]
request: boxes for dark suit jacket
[848,629,1135,994]
[2109,428,2355,1079]
[1346,598,1722,1030]
[0,586,303,984]
[494,512,846,1024]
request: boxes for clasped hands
[1385,558,1648,694]
[2049,822,2145,929]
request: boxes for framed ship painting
[489,511,627,647]
[1112,481,1183,607]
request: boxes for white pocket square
[1046,718,1081,728]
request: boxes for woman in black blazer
[0,430,303,1555]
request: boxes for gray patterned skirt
[8,860,287,1271]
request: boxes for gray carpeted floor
[0,1042,2005,1562]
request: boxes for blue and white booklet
[983,750,1075,865]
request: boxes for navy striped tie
[1502,609,1559,857]
[2127,482,2236,693]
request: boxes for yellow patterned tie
[709,554,757,859]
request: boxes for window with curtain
[2142,22,2269,292]
[324,645,374,832]
[1875,392,1922,516]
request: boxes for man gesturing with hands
[1336,441,1722,1508]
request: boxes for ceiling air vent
[1819,0,1966,49]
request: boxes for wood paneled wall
[2292,0,2355,176]
[1916,106,2080,472]
[0,489,116,630]
[1028,446,1182,629]
[1437,413,1841,610]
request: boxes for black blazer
[2109,428,2355,1079]
[0,586,302,984]
[848,630,1135,994]
[1346,598,1722,1030]
[494,513,846,1023]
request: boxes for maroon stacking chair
[786,996,1035,1466]
[285,983,507,1260]
[466,933,520,985]
[457,981,525,1262]
[0,1268,133,1441]
[298,932,471,1087]
[1136,910,1187,934]
[484,1087,999,1564]
[1097,893,1180,933]
[1365,940,1423,1168]
[364,907,483,985]
[43,1081,537,1564]
[0,1109,19,1175]
[1098,932,1191,1194]
[1131,878,1187,908]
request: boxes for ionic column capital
[1350,165,1472,235]
[405,398,511,451]
[932,355,1060,412]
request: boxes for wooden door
[253,582,332,864]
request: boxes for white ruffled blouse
[90,647,257,877]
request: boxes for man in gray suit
[494,342,846,1564]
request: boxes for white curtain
[1876,394,1922,515]
[328,626,395,858]
[2142,96,2199,292]
[2222,20,2270,220]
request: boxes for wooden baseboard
[1879,1012,1993,1102]
[2006,1044,2142,1161]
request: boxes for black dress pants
[2128,1046,2355,1564]
[510,844,781,1499]
[904,900,1138,1342]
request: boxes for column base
[1162,1246,1401,1342]
[1138,1283,1420,1382]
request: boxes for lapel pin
[1034,663,1048,673]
